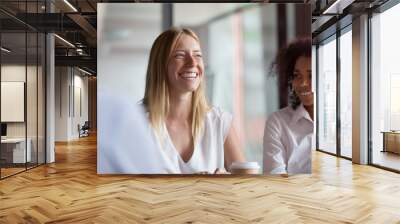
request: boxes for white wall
[1,65,38,138]
[1,65,26,135]
[55,67,89,141]
[72,73,89,138]
[55,66,68,141]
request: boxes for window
[370,2,400,171]
[317,35,337,155]
[339,27,352,158]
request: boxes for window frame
[315,21,353,161]
[368,0,400,173]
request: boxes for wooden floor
[1,135,400,223]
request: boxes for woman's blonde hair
[143,27,210,143]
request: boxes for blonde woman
[142,27,245,174]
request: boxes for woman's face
[292,56,313,106]
[167,34,204,95]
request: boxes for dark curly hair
[271,38,311,109]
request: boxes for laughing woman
[263,38,313,175]
[143,27,245,174]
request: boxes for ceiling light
[78,67,92,76]
[54,34,75,48]
[63,0,78,12]
[1,47,11,53]
[322,0,355,15]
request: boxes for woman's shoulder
[206,106,232,120]
[205,106,232,138]
[266,106,293,126]
[205,107,233,131]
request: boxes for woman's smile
[179,71,199,80]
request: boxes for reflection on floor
[0,162,41,178]
[373,150,400,171]
[0,167,25,177]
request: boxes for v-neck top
[155,107,232,174]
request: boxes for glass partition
[0,1,46,179]
[1,30,28,177]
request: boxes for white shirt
[156,107,232,174]
[263,104,314,174]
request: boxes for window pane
[317,36,337,154]
[371,3,400,171]
[340,29,352,158]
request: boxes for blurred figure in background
[263,38,313,174]
[142,27,246,174]
[98,91,170,174]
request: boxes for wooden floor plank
[0,134,400,223]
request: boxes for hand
[195,171,209,174]
[214,168,230,174]
[194,169,231,174]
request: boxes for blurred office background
[98,3,311,168]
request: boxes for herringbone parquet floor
[1,134,400,223]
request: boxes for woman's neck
[167,91,193,122]
[304,104,314,121]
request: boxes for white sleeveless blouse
[155,107,232,174]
